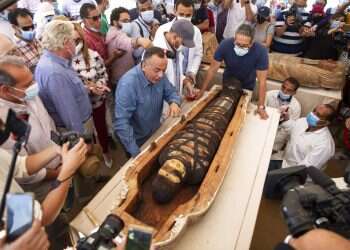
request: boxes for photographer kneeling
[0,110,87,237]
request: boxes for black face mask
[312,15,323,24]
[257,15,266,24]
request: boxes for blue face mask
[21,30,35,41]
[278,90,292,102]
[306,112,320,127]
[234,45,249,56]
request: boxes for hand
[286,15,295,26]
[59,139,87,180]
[86,81,110,96]
[346,118,350,129]
[1,220,50,250]
[256,107,269,120]
[137,37,152,49]
[167,103,181,117]
[289,229,350,250]
[183,78,194,97]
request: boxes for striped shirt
[271,8,310,55]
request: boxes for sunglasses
[21,25,34,31]
[87,15,101,21]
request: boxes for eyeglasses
[21,25,34,31]
[87,15,101,21]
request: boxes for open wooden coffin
[108,87,250,248]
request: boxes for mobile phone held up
[6,193,34,242]
[125,225,153,250]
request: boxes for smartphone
[6,193,34,242]
[125,225,153,250]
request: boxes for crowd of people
[0,0,350,249]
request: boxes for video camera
[51,131,93,150]
[77,214,124,250]
[0,109,31,145]
[264,166,350,238]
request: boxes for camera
[264,166,350,238]
[77,214,125,250]
[284,5,303,29]
[50,131,93,150]
[0,109,31,144]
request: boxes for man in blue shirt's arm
[114,47,181,157]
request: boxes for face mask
[140,10,154,23]
[277,90,292,102]
[75,41,83,55]
[194,3,201,9]
[257,15,266,24]
[306,112,320,127]
[176,45,184,52]
[11,83,39,101]
[177,16,192,22]
[297,7,305,12]
[88,26,100,33]
[234,45,249,56]
[312,15,323,24]
[21,30,35,41]
[121,22,133,36]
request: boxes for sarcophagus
[268,52,347,90]
[70,85,250,248]
[110,86,248,248]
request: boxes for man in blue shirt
[35,20,92,134]
[197,23,269,120]
[114,47,181,157]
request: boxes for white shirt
[17,0,41,14]
[153,26,185,96]
[154,19,203,76]
[34,2,56,40]
[282,118,335,170]
[61,0,96,20]
[266,90,301,152]
[223,1,257,39]
[0,18,16,43]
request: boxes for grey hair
[41,20,74,51]
[235,23,255,41]
[0,56,26,86]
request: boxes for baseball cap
[258,6,270,19]
[170,20,195,48]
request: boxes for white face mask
[120,22,133,36]
[194,3,201,9]
[75,41,83,55]
[177,15,192,22]
[140,10,154,23]
[176,45,185,52]
[234,45,249,56]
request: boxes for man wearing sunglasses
[8,8,42,73]
[81,3,124,67]
[197,23,269,120]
